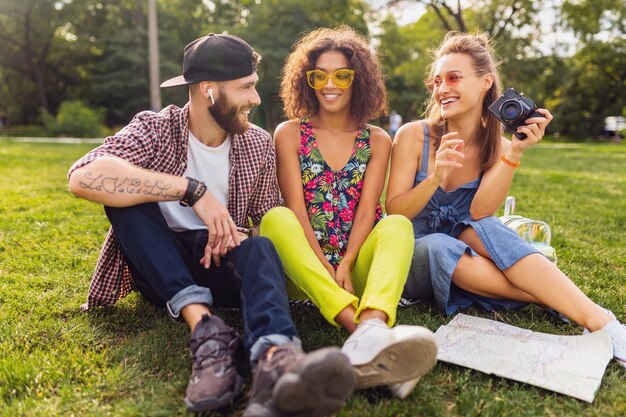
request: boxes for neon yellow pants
[260,207,414,327]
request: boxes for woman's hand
[433,132,465,184]
[335,262,354,294]
[321,259,336,280]
[512,108,553,154]
[225,231,249,251]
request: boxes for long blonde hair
[425,32,503,169]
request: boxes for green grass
[1,138,625,416]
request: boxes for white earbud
[207,88,215,105]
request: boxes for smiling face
[210,72,260,135]
[430,53,490,122]
[312,50,353,114]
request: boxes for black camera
[488,88,544,139]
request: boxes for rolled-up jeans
[104,203,300,363]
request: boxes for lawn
[0,138,624,416]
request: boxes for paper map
[434,314,613,402]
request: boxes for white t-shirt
[159,131,231,231]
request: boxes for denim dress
[404,122,539,315]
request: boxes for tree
[0,0,83,117]
[377,0,552,125]
[547,0,626,137]
[386,0,467,32]
[385,0,542,37]
[561,0,626,43]
[377,13,446,122]
[545,39,626,138]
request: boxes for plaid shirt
[68,103,281,309]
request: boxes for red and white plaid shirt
[68,103,281,309]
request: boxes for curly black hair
[280,26,387,127]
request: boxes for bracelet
[179,177,207,207]
[236,226,254,238]
[500,154,521,168]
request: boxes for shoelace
[192,329,239,371]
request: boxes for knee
[413,238,431,257]
[377,215,413,242]
[105,202,156,217]
[260,207,298,236]
[236,237,285,280]
[415,233,455,256]
[104,203,163,229]
[241,236,274,252]
[238,236,282,263]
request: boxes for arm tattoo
[79,171,183,200]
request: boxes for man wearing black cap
[68,33,355,416]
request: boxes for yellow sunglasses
[306,69,355,90]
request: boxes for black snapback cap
[160,33,257,88]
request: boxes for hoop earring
[207,88,215,105]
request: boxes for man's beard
[209,93,249,135]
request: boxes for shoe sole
[353,332,438,389]
[389,377,420,399]
[272,347,356,417]
[184,374,244,412]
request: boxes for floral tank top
[298,117,383,267]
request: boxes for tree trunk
[32,64,49,113]
[135,0,146,81]
[23,7,50,113]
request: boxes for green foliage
[82,1,151,125]
[0,0,625,136]
[376,0,626,139]
[44,100,105,138]
[377,14,445,122]
[376,1,546,123]
[0,139,625,415]
[562,0,626,42]
[545,39,626,138]
[0,1,76,118]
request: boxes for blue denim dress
[404,122,539,315]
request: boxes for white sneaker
[597,305,617,321]
[583,305,617,334]
[581,307,625,369]
[388,377,420,399]
[604,320,626,369]
[341,319,438,390]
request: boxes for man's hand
[192,191,240,268]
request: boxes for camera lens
[500,100,522,121]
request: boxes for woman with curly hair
[386,32,626,368]
[260,26,438,398]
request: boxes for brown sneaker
[184,314,244,412]
[243,344,355,417]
